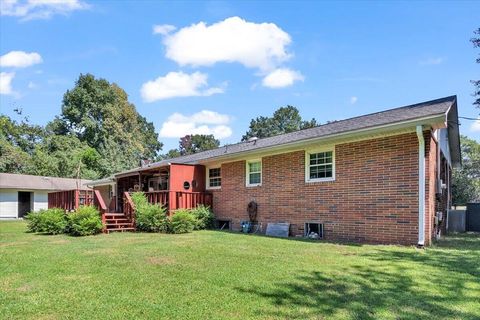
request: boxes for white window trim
[246,159,262,187]
[305,147,335,183]
[206,166,222,190]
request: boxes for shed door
[18,192,32,218]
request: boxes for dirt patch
[146,256,175,265]
[36,314,60,320]
[16,283,33,292]
[0,241,29,248]
[48,239,70,245]
[62,274,91,282]
[83,248,119,256]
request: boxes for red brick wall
[426,135,451,241]
[424,132,437,246]
[437,156,450,236]
[211,132,428,245]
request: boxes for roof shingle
[0,173,92,191]
[118,96,457,176]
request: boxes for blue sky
[1,0,479,151]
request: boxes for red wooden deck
[48,189,94,211]
[48,189,212,233]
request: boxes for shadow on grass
[434,232,480,251]
[236,235,480,319]
[214,229,365,247]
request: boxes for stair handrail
[93,190,108,230]
[123,191,136,227]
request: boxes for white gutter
[416,125,426,247]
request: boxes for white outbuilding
[0,173,91,219]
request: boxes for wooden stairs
[104,212,135,233]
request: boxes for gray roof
[116,96,459,176]
[0,173,92,191]
[85,177,114,186]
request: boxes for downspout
[416,125,426,247]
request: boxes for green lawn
[1,221,479,320]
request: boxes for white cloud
[140,71,224,102]
[0,51,42,68]
[0,71,15,95]
[153,24,176,35]
[0,0,89,21]
[161,16,292,71]
[419,57,444,65]
[262,68,304,88]
[159,110,232,139]
[27,81,37,89]
[350,96,358,104]
[471,119,480,132]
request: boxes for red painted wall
[169,164,206,193]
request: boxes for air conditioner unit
[436,211,443,222]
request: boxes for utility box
[447,210,466,233]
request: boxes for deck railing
[93,190,108,228]
[123,191,135,226]
[144,191,169,207]
[48,189,108,227]
[127,190,212,215]
[48,190,94,211]
[171,191,213,211]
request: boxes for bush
[136,204,169,233]
[131,192,148,209]
[190,205,214,230]
[39,208,68,235]
[170,209,196,234]
[68,206,103,236]
[25,210,44,233]
[131,192,169,233]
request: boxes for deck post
[168,191,176,216]
[74,190,79,211]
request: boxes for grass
[1,221,479,320]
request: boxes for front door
[18,191,32,218]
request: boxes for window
[207,167,221,189]
[246,160,262,186]
[305,222,323,239]
[216,219,230,230]
[306,149,335,182]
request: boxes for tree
[242,105,317,141]
[158,149,182,160]
[0,114,45,174]
[472,28,480,111]
[52,74,163,176]
[31,134,101,179]
[158,134,220,160]
[0,114,46,155]
[179,134,220,155]
[0,138,32,174]
[0,114,101,179]
[452,135,480,205]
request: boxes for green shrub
[25,210,44,233]
[170,209,196,234]
[131,192,148,209]
[131,192,169,233]
[68,206,103,236]
[190,205,214,230]
[136,204,169,233]
[39,208,68,235]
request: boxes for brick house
[65,96,460,245]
